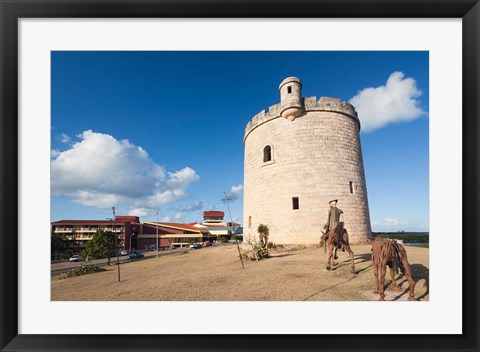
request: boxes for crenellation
[244,95,360,142]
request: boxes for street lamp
[113,207,120,282]
[156,211,159,258]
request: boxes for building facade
[51,216,140,256]
[243,77,372,245]
[202,210,225,224]
[194,211,243,239]
[139,222,209,248]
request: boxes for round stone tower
[243,77,372,245]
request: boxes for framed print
[1,1,479,351]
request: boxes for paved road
[51,247,189,276]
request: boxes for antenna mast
[223,192,244,269]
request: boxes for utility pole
[129,233,134,253]
[113,207,120,282]
[223,192,244,269]
[156,211,159,258]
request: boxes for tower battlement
[244,96,360,143]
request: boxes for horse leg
[326,242,334,271]
[389,266,400,291]
[346,245,355,274]
[373,253,381,293]
[401,257,416,301]
[332,248,338,265]
[378,261,387,301]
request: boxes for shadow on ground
[327,252,371,273]
[391,264,429,301]
[269,253,297,258]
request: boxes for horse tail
[391,241,401,275]
[335,222,344,248]
[395,242,408,275]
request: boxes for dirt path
[51,243,429,301]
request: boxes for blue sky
[51,51,429,231]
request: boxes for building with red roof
[203,210,225,224]
[191,211,243,240]
[51,216,140,257]
[51,212,241,259]
[139,222,209,249]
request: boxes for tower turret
[279,76,303,120]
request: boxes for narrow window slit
[292,197,299,210]
[263,145,272,162]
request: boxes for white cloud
[51,130,199,209]
[224,184,244,202]
[160,216,172,222]
[372,217,429,232]
[59,133,71,144]
[384,217,400,226]
[69,190,121,208]
[177,201,205,213]
[51,149,60,158]
[349,71,427,132]
[141,167,200,209]
[129,208,154,217]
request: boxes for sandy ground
[51,243,429,301]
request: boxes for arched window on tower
[263,145,272,162]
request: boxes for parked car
[190,243,202,250]
[120,250,128,256]
[127,252,144,260]
[69,255,80,262]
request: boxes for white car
[120,250,128,256]
[69,255,80,262]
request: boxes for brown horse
[320,222,355,273]
[371,238,416,301]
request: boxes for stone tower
[243,77,372,245]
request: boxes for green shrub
[255,243,268,259]
[57,263,106,280]
[59,251,72,260]
[267,242,276,249]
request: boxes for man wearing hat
[324,199,343,235]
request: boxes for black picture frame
[1,1,478,351]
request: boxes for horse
[320,222,355,274]
[371,237,416,301]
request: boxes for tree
[51,233,65,261]
[81,230,117,265]
[257,224,269,247]
[257,224,269,258]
